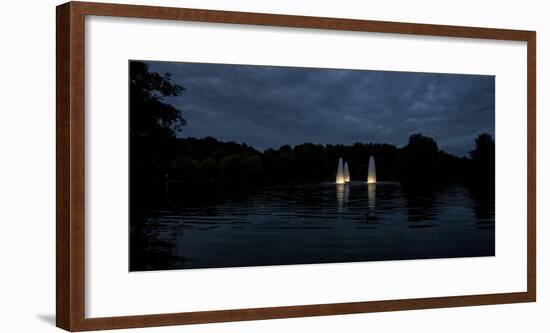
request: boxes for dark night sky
[145,60,494,157]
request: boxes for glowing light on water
[367,183,376,210]
[344,162,350,183]
[367,156,376,184]
[336,158,346,184]
[336,183,349,211]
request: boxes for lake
[130,181,494,271]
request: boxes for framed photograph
[56,1,536,331]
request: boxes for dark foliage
[469,133,496,187]
[132,134,493,185]
[129,61,185,138]
[129,61,186,212]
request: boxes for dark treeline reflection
[129,61,495,271]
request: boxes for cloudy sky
[145,60,494,157]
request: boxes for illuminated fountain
[344,162,350,183]
[336,158,346,184]
[367,156,376,184]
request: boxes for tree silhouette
[130,61,188,207]
[129,61,185,138]
[402,133,439,183]
[469,133,495,185]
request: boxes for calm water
[130,181,494,271]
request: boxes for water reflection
[468,185,495,229]
[403,184,439,225]
[336,183,349,211]
[367,183,376,210]
[130,181,495,271]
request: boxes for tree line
[132,133,494,185]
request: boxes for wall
[0,0,547,332]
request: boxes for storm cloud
[145,60,494,157]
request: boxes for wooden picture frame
[56,1,536,331]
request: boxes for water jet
[344,162,350,183]
[367,156,376,184]
[336,158,345,184]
